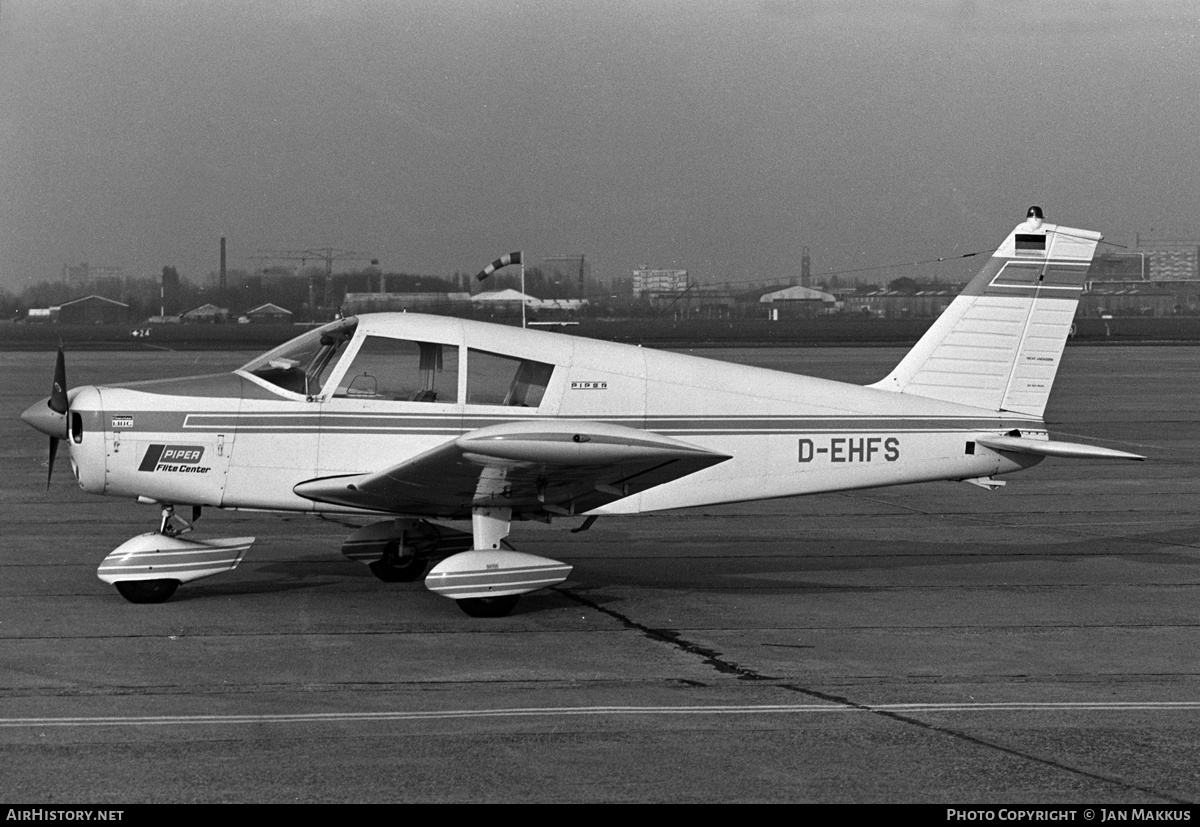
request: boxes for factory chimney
[220,237,227,290]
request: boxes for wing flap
[294,420,731,516]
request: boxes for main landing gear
[424,508,572,618]
[345,509,573,618]
[342,518,473,582]
[456,594,521,618]
[368,551,428,583]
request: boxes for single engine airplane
[21,208,1144,616]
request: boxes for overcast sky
[3,1,1199,291]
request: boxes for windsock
[476,251,522,281]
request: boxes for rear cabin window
[334,336,459,403]
[466,349,554,407]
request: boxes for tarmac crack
[556,590,1194,804]
[556,588,776,681]
[773,680,1195,804]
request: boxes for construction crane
[249,247,374,315]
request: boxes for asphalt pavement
[1,345,1197,803]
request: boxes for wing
[293,420,731,518]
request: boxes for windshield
[239,318,358,396]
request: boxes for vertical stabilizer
[870,208,1100,417]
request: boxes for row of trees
[8,266,958,323]
[0,265,646,323]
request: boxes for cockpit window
[334,336,459,403]
[240,318,358,396]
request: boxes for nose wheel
[114,579,179,604]
[99,515,256,604]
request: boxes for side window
[334,336,459,403]
[467,349,554,407]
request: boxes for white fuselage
[63,314,1041,517]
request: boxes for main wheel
[368,540,428,583]
[369,557,427,582]
[456,594,520,618]
[114,579,179,604]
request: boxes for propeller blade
[47,437,59,489]
[49,345,68,414]
[21,346,71,440]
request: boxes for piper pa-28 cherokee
[21,208,1144,616]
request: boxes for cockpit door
[317,335,464,483]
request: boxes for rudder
[871,207,1100,417]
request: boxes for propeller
[20,345,70,488]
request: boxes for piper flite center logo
[138,444,211,473]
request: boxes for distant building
[56,295,130,325]
[1089,252,1146,282]
[244,303,294,324]
[1079,285,1180,317]
[472,290,587,318]
[182,303,230,323]
[472,289,536,310]
[759,285,838,319]
[1136,238,1200,281]
[841,287,962,319]
[342,292,472,316]
[642,285,755,319]
[534,298,588,313]
[341,291,584,319]
[1081,280,1200,317]
[632,267,688,298]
